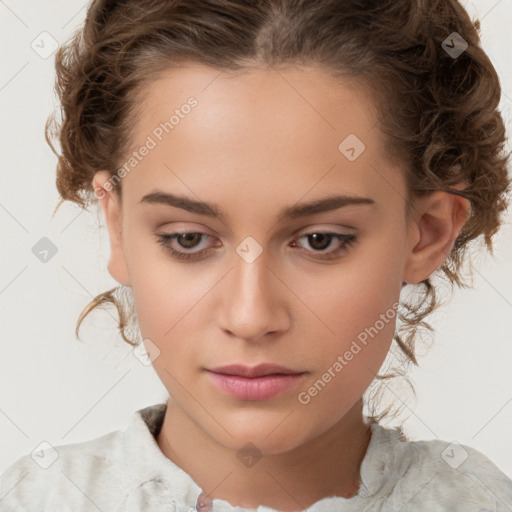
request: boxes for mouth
[205,364,307,401]
[207,363,304,378]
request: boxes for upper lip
[207,364,304,378]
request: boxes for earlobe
[92,171,131,286]
[403,190,470,284]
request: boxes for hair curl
[46,0,510,425]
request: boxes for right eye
[155,232,218,261]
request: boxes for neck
[156,398,372,511]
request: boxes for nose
[218,253,290,343]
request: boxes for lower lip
[207,371,305,401]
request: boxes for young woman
[1,0,511,510]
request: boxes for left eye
[155,231,357,261]
[291,232,357,258]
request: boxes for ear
[92,171,131,286]
[403,189,470,284]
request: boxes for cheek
[294,232,403,347]
[126,245,224,368]
[124,225,201,334]
[294,283,398,429]
[129,273,202,390]
[291,230,403,404]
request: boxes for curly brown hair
[46,0,510,424]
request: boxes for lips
[205,364,306,401]
[207,363,302,378]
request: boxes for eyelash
[155,231,357,261]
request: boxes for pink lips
[206,364,306,401]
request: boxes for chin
[211,417,318,456]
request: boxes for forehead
[120,63,405,220]
[131,63,379,147]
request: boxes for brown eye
[155,232,215,261]
[291,232,357,260]
[306,233,333,251]
[175,233,203,249]
[155,230,357,262]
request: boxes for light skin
[92,63,469,511]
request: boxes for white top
[1,402,511,511]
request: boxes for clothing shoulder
[390,430,512,511]
[0,427,127,512]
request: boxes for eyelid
[157,222,217,235]
[155,225,358,262]
[158,223,357,244]
[293,224,358,236]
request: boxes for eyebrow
[140,190,376,222]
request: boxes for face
[94,64,430,454]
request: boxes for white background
[1,0,511,482]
